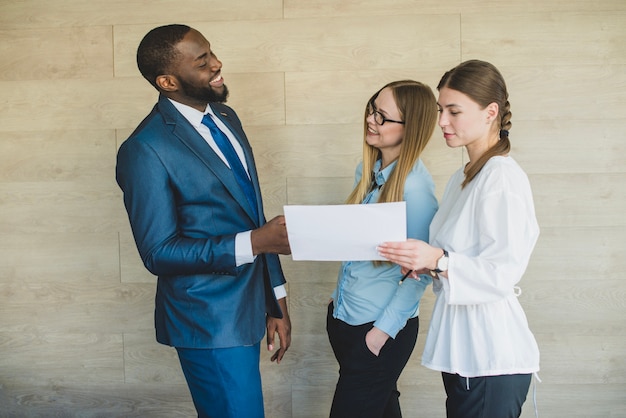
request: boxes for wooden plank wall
[0,1,624,416]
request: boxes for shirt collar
[372,159,398,187]
[168,99,216,128]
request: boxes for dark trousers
[326,302,419,418]
[442,372,532,418]
[176,343,264,418]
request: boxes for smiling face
[159,29,229,110]
[437,86,498,161]
[365,87,405,166]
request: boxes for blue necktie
[201,113,258,220]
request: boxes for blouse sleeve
[404,161,438,241]
[373,160,438,337]
[442,183,539,305]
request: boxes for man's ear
[155,74,178,92]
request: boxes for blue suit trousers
[176,343,264,418]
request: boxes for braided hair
[438,60,512,188]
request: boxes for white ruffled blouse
[422,156,540,378]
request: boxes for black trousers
[326,302,419,418]
[442,372,532,418]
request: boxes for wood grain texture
[530,173,626,227]
[0,181,124,233]
[0,129,117,182]
[0,282,154,333]
[114,15,460,76]
[286,176,355,205]
[0,26,113,81]
[244,124,364,178]
[286,281,337,335]
[526,226,625,281]
[123,332,186,385]
[0,232,119,283]
[0,383,196,417]
[462,12,626,66]
[284,0,626,18]
[512,119,626,174]
[522,279,626,337]
[0,0,284,29]
[536,334,626,384]
[0,333,124,385]
[504,65,626,121]
[0,1,624,416]
[0,74,285,131]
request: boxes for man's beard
[179,79,229,104]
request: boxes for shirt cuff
[235,231,285,300]
[235,230,255,266]
[274,285,287,300]
[373,317,400,339]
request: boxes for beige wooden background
[1,0,625,417]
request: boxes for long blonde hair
[346,80,437,204]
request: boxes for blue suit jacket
[116,94,285,349]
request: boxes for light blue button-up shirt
[331,159,438,338]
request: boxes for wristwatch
[433,249,449,273]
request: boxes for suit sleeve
[116,137,238,277]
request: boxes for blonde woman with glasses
[327,80,438,418]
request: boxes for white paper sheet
[283,202,407,261]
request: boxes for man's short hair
[136,24,191,89]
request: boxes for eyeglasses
[367,102,404,126]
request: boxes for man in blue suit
[116,24,292,418]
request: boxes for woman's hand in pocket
[365,326,390,356]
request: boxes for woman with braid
[378,60,540,418]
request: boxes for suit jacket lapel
[158,96,259,224]
[210,105,263,222]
